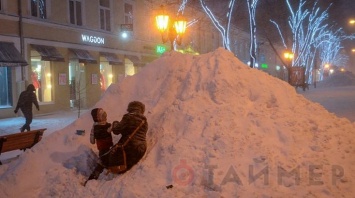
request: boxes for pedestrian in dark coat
[14,84,39,132]
[110,101,148,171]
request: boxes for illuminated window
[30,56,53,103]
[31,0,47,19]
[100,0,111,31]
[0,67,12,108]
[69,0,82,26]
[99,63,113,91]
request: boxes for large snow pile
[1,48,355,197]
[318,71,355,87]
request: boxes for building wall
[0,0,281,119]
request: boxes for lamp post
[284,51,294,84]
[155,5,187,51]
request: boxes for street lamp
[284,51,294,83]
[155,5,187,51]
[349,19,355,25]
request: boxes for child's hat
[91,108,100,122]
[91,108,106,122]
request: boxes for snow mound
[1,48,355,198]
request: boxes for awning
[69,48,97,64]
[31,44,65,62]
[0,42,28,67]
[100,52,123,65]
[125,55,144,66]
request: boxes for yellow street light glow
[284,52,294,59]
[108,74,113,78]
[350,19,355,24]
[174,16,187,34]
[47,84,52,89]
[156,6,169,32]
[324,64,330,68]
[352,49,355,52]
[46,73,51,77]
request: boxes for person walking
[14,84,40,132]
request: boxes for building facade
[0,0,280,119]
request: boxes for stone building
[0,0,280,119]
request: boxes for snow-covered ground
[299,85,355,122]
[0,48,355,197]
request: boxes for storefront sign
[121,24,133,31]
[59,73,67,85]
[91,74,98,85]
[156,45,166,54]
[81,34,105,45]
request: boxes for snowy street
[299,85,355,122]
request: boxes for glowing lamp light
[349,19,355,25]
[156,6,169,32]
[46,73,51,77]
[324,64,330,69]
[156,15,169,32]
[155,5,187,51]
[284,52,294,59]
[121,32,128,39]
[174,16,187,35]
[108,74,113,78]
[47,84,52,89]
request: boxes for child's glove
[112,121,119,128]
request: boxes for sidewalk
[0,109,89,163]
[0,109,89,136]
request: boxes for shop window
[31,0,47,19]
[99,0,111,31]
[0,67,12,108]
[30,58,53,102]
[99,62,113,91]
[69,0,82,26]
[69,60,86,108]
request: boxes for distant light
[341,68,345,72]
[121,32,128,39]
[352,49,355,52]
[330,69,334,74]
[108,74,113,78]
[276,65,281,71]
[261,63,268,69]
[350,19,355,24]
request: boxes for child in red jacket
[86,108,113,182]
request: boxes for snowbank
[0,48,354,197]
